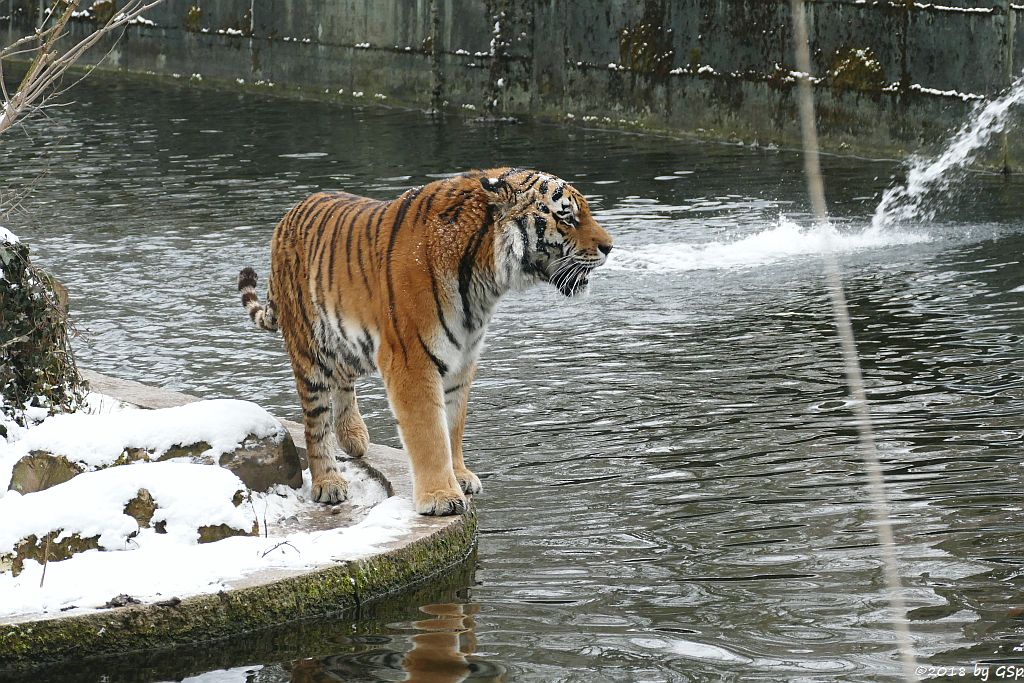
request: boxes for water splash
[606,217,929,273]
[872,73,1024,229]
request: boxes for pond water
[3,77,1024,682]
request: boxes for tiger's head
[479,168,613,297]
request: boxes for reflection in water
[2,77,1024,681]
[280,603,505,683]
[402,603,503,683]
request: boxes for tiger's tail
[238,267,279,332]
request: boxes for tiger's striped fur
[238,168,612,515]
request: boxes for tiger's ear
[479,176,517,204]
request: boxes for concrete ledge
[0,372,477,672]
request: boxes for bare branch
[0,0,165,137]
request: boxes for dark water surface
[3,78,1024,682]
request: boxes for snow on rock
[0,393,403,619]
[0,227,18,243]
[0,399,286,484]
[0,492,415,617]
[0,461,254,556]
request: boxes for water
[3,78,1024,681]
[872,73,1024,230]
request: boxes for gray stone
[8,452,84,495]
[156,432,303,492]
[123,488,157,528]
[219,432,303,492]
[5,532,101,577]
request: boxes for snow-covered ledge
[0,371,477,672]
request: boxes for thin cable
[789,1,918,680]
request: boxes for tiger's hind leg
[272,245,347,504]
[331,372,370,459]
[294,360,348,504]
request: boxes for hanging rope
[788,1,918,680]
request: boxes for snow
[913,2,993,12]
[0,461,255,554]
[0,399,286,475]
[0,395,405,618]
[0,485,412,617]
[0,226,18,243]
[908,83,984,102]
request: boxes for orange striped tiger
[238,168,613,515]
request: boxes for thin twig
[260,540,298,558]
[789,2,917,681]
[39,531,51,588]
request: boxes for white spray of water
[872,73,1024,229]
[606,217,929,273]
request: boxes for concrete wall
[3,0,1021,157]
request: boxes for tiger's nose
[598,243,612,256]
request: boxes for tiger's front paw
[415,488,468,516]
[455,468,482,495]
[311,471,348,504]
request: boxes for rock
[7,532,101,577]
[123,488,156,528]
[8,430,302,494]
[8,452,83,495]
[103,594,141,608]
[155,433,302,492]
[198,523,258,543]
[216,432,303,492]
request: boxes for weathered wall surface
[3,0,1021,157]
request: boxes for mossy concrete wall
[3,1,1022,158]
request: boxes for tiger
[238,168,613,516]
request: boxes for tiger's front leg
[379,343,467,516]
[445,364,482,495]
